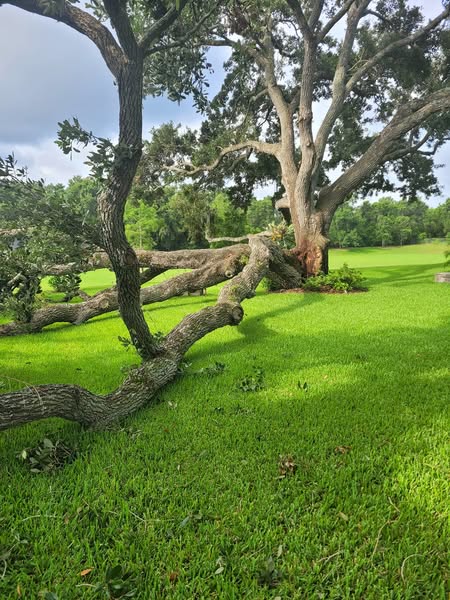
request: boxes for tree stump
[434,272,450,283]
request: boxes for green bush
[303,263,366,292]
[48,273,81,300]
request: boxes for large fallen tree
[1,0,449,432]
[0,0,303,431]
[0,235,296,430]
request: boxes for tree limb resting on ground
[0,236,289,431]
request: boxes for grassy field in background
[0,243,449,599]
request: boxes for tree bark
[0,246,248,336]
[0,236,276,431]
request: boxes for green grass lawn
[0,244,449,599]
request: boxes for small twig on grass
[388,496,401,513]
[21,513,57,522]
[316,550,343,564]
[371,519,396,559]
[400,553,422,583]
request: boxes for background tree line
[58,177,450,250]
[4,172,448,256]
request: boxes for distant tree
[424,198,450,238]
[124,200,161,249]
[329,203,364,248]
[209,192,246,238]
[246,197,281,233]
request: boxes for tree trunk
[289,200,330,277]
[0,246,250,336]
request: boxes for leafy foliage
[48,273,82,301]
[0,160,99,320]
[302,264,367,293]
[92,565,138,599]
[194,362,226,377]
[237,367,265,392]
[18,438,77,473]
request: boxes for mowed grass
[0,244,449,599]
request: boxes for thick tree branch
[103,0,138,59]
[168,140,281,176]
[0,247,249,336]
[45,244,251,276]
[312,0,370,188]
[145,2,219,56]
[285,0,313,41]
[259,18,298,194]
[308,1,324,30]
[346,6,450,92]
[139,0,190,56]
[318,0,356,41]
[317,87,450,211]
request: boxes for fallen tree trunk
[0,245,249,336]
[0,236,274,431]
[45,244,250,276]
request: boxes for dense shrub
[303,263,366,292]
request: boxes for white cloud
[0,138,91,184]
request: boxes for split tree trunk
[288,194,332,277]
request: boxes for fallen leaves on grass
[334,445,352,455]
[278,454,297,478]
[257,556,282,588]
[18,438,77,473]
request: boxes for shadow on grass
[1,316,448,597]
[363,262,445,287]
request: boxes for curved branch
[103,0,138,58]
[0,237,274,431]
[318,0,356,41]
[168,141,280,176]
[206,231,271,244]
[317,87,450,211]
[45,244,250,276]
[346,6,450,92]
[285,0,313,41]
[140,0,190,55]
[1,247,248,336]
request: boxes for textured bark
[46,244,250,276]
[0,237,273,431]
[0,248,247,336]
[434,273,450,283]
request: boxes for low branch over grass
[0,236,283,431]
[0,245,250,336]
[45,244,250,276]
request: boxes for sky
[0,1,449,206]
